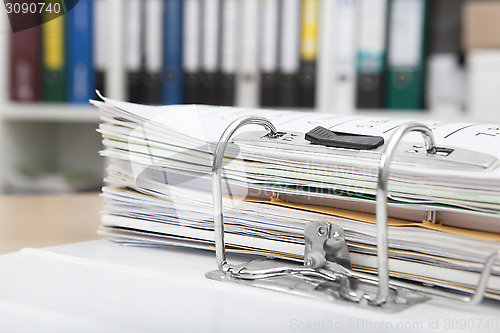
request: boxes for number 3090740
[5,2,62,14]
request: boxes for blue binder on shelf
[162,0,184,105]
[66,0,94,104]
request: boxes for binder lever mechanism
[206,116,499,312]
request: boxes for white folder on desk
[0,240,498,332]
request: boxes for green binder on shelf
[42,14,66,102]
[385,0,427,110]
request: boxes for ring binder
[206,115,500,311]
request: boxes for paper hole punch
[205,116,500,312]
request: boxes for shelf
[353,110,500,124]
[1,102,499,125]
[267,106,500,123]
[0,103,101,123]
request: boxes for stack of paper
[92,96,500,299]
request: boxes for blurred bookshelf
[0,1,108,194]
[1,0,500,194]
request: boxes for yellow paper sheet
[243,197,500,242]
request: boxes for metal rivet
[305,257,314,267]
[317,226,328,237]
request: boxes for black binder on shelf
[142,72,162,105]
[260,72,279,107]
[95,71,105,97]
[200,72,219,105]
[428,0,464,55]
[278,73,299,107]
[127,71,144,104]
[218,73,236,106]
[356,74,385,108]
[298,61,316,107]
[183,72,202,104]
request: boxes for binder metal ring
[212,116,278,273]
[374,122,436,305]
[374,122,500,306]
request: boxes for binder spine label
[357,0,387,75]
[202,0,219,73]
[220,0,237,75]
[183,0,202,103]
[144,0,163,74]
[300,0,319,61]
[387,0,425,68]
[163,0,184,105]
[43,14,64,71]
[260,0,279,73]
[236,0,260,107]
[42,12,66,101]
[67,0,94,103]
[124,0,142,72]
[279,0,300,75]
[183,0,201,73]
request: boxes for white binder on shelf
[259,0,280,106]
[123,0,143,103]
[277,0,301,107]
[143,0,164,104]
[317,0,357,113]
[200,0,220,104]
[93,0,108,95]
[331,0,357,113]
[235,0,260,108]
[182,0,202,103]
[219,0,238,106]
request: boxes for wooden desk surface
[0,193,103,254]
